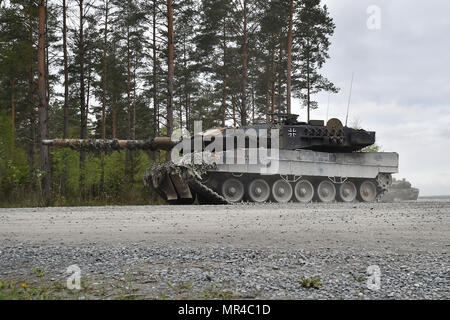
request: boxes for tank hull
[211,149,398,178]
[146,149,399,204]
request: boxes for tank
[43,115,399,205]
[380,178,419,202]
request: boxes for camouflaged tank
[380,178,419,202]
[43,115,399,205]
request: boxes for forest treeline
[0,0,337,206]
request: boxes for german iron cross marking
[288,128,297,138]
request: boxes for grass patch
[0,280,55,300]
[299,277,323,289]
[198,282,243,300]
[159,280,243,300]
[32,267,45,278]
[353,276,366,283]
[168,281,193,293]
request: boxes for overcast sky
[291,0,450,196]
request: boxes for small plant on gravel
[299,277,323,289]
[158,292,169,300]
[123,274,135,292]
[0,281,54,300]
[252,289,263,298]
[22,285,51,300]
[51,281,66,291]
[114,293,139,300]
[0,280,18,300]
[32,267,45,277]
[354,276,366,283]
[200,283,243,300]
[167,281,194,294]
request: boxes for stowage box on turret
[43,115,399,205]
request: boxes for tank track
[188,178,230,205]
[201,173,388,204]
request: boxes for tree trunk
[232,96,236,128]
[222,79,227,127]
[79,0,87,200]
[133,58,137,140]
[61,0,69,195]
[240,0,248,127]
[266,77,270,122]
[271,47,275,121]
[45,1,50,104]
[278,35,283,114]
[102,2,108,141]
[182,37,189,131]
[286,0,294,115]
[125,1,133,182]
[152,0,159,166]
[63,0,69,139]
[251,80,255,124]
[86,65,91,120]
[112,100,117,139]
[306,41,311,122]
[11,78,15,152]
[126,6,132,140]
[38,0,51,204]
[221,22,227,127]
[29,4,36,188]
[153,0,158,138]
[166,0,174,158]
[186,93,191,132]
[100,1,109,195]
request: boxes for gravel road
[0,200,448,299]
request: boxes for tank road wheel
[272,179,293,203]
[358,180,378,202]
[294,180,314,203]
[317,180,336,203]
[221,178,245,203]
[337,181,357,203]
[248,179,271,203]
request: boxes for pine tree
[110,0,147,178]
[195,0,234,127]
[174,0,199,133]
[292,0,338,121]
[231,0,265,126]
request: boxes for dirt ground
[0,200,448,252]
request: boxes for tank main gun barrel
[42,137,177,152]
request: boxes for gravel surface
[0,200,448,299]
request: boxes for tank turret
[245,115,375,153]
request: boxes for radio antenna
[345,72,354,127]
